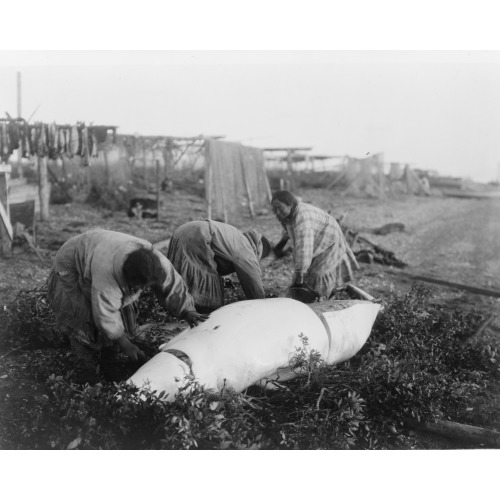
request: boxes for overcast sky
[1,50,499,182]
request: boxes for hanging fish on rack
[22,122,32,157]
[69,125,79,158]
[7,121,20,151]
[37,123,48,157]
[30,124,38,157]
[59,127,67,156]
[91,129,98,158]
[47,122,57,159]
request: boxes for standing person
[47,229,208,383]
[270,190,359,300]
[167,219,271,312]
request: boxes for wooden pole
[204,141,212,219]
[0,200,13,257]
[16,72,24,179]
[38,156,50,221]
[377,155,385,199]
[0,164,11,220]
[404,164,413,195]
[327,167,349,190]
[155,158,160,221]
[219,165,228,223]
[409,420,500,448]
[464,314,496,344]
[263,170,273,204]
[0,165,13,256]
[142,146,148,189]
[17,72,22,118]
[103,148,111,187]
[386,269,500,299]
[286,149,293,191]
[240,152,255,218]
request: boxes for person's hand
[273,235,289,258]
[273,247,287,258]
[117,336,146,363]
[292,271,305,286]
[127,343,147,363]
[185,310,210,327]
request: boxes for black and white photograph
[0,2,499,498]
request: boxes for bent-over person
[271,190,359,300]
[47,229,207,383]
[167,219,271,312]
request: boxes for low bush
[2,283,497,449]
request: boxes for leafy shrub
[361,283,494,426]
[14,377,269,450]
[2,282,497,449]
[1,285,60,350]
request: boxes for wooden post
[404,164,413,195]
[204,141,212,219]
[241,161,256,218]
[409,420,500,448]
[0,165,11,220]
[155,158,160,221]
[286,149,293,190]
[17,72,22,118]
[219,164,228,223]
[38,156,50,221]
[0,164,13,256]
[263,170,273,204]
[376,155,385,199]
[17,73,24,178]
[103,148,111,187]
[142,146,148,189]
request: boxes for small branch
[464,315,496,344]
[0,343,30,360]
[316,387,326,410]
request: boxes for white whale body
[127,298,381,400]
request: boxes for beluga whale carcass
[127,297,381,400]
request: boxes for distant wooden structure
[263,147,314,191]
[326,153,386,198]
[96,134,272,223]
[388,162,430,196]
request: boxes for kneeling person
[47,229,207,383]
[167,219,271,312]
